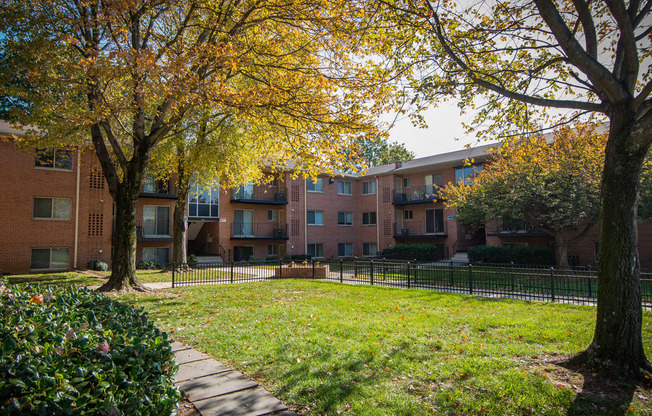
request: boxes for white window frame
[338,243,353,257]
[268,209,277,221]
[363,243,377,257]
[338,211,353,226]
[307,243,324,258]
[33,197,72,220]
[307,178,324,192]
[361,180,376,195]
[143,205,171,237]
[34,148,73,171]
[30,247,69,270]
[362,211,377,226]
[337,180,352,195]
[307,210,324,225]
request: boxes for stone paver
[173,342,289,416]
[175,349,212,364]
[177,371,258,401]
[192,387,288,416]
[175,360,230,382]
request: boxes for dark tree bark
[172,167,190,265]
[573,108,652,378]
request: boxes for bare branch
[570,0,598,58]
[603,0,639,91]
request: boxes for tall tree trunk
[98,177,147,292]
[553,232,569,268]
[172,179,190,265]
[576,108,652,378]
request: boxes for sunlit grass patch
[127,280,652,415]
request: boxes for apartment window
[402,177,411,188]
[338,211,353,226]
[307,210,323,225]
[455,165,483,185]
[404,210,413,220]
[35,148,73,170]
[362,211,377,226]
[189,182,219,218]
[268,209,277,221]
[31,248,69,270]
[142,247,169,266]
[338,243,353,257]
[268,244,278,256]
[307,178,323,192]
[307,243,324,258]
[234,182,254,199]
[33,197,72,220]
[363,243,377,257]
[361,181,376,195]
[337,181,352,195]
[143,206,170,236]
[269,178,278,187]
[425,208,445,234]
[425,173,442,193]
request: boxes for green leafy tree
[0,0,383,291]
[371,0,652,378]
[348,136,415,170]
[444,123,604,268]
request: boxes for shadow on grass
[560,364,637,415]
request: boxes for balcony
[393,221,447,238]
[136,219,173,241]
[393,186,442,205]
[139,180,177,199]
[485,220,546,237]
[231,187,288,205]
[230,222,289,240]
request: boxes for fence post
[354,257,358,279]
[340,259,343,283]
[312,258,315,279]
[172,263,176,288]
[407,262,411,289]
[230,261,234,284]
[370,260,374,286]
[449,260,454,287]
[510,262,515,292]
[550,267,555,302]
[468,264,473,295]
[383,258,386,281]
[587,274,593,298]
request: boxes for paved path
[172,341,297,416]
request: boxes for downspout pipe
[73,149,81,269]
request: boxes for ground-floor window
[338,243,353,257]
[307,243,324,258]
[362,243,377,257]
[234,246,254,261]
[142,247,169,266]
[31,248,69,270]
[268,244,278,256]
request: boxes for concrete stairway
[450,251,469,263]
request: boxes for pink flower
[97,341,110,354]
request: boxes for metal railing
[171,259,652,308]
[232,187,287,202]
[394,221,447,236]
[393,185,442,204]
[230,223,288,239]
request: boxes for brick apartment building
[2,120,651,274]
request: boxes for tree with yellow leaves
[444,123,605,268]
[0,0,386,291]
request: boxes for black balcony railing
[394,221,447,237]
[140,180,177,198]
[231,186,288,204]
[136,219,172,240]
[230,222,288,239]
[486,220,546,236]
[393,185,442,204]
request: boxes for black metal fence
[171,259,652,308]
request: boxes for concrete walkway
[172,341,297,416]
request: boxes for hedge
[0,283,180,415]
[382,244,439,262]
[467,245,556,265]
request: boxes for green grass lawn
[5,270,172,286]
[125,280,652,416]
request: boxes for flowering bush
[0,284,180,415]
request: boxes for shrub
[0,284,180,415]
[187,254,198,267]
[92,260,108,272]
[467,245,555,265]
[137,261,159,270]
[382,244,438,262]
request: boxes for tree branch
[603,0,639,91]
[570,0,598,58]
[533,0,627,103]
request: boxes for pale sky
[385,101,483,158]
